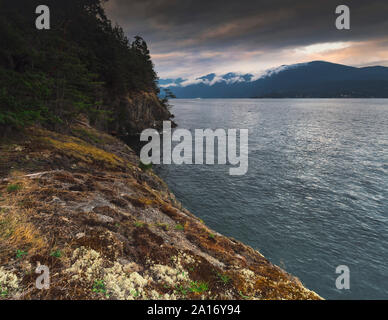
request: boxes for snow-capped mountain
[159,61,388,98]
[160,72,254,88]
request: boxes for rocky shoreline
[0,122,321,300]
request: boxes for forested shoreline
[0,0,171,135]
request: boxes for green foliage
[189,281,209,294]
[239,290,251,300]
[15,249,28,259]
[0,287,8,298]
[139,161,152,171]
[172,281,209,296]
[92,280,109,297]
[131,289,140,298]
[6,184,21,193]
[175,224,184,231]
[0,0,161,131]
[174,284,188,296]
[160,88,176,110]
[155,222,169,231]
[134,221,145,228]
[50,250,62,258]
[216,272,231,285]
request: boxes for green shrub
[217,272,231,285]
[189,281,209,294]
[6,184,21,193]
[0,287,8,298]
[50,250,62,258]
[175,224,184,231]
[15,249,28,259]
[92,280,109,298]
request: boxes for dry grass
[0,178,48,258]
[0,217,46,254]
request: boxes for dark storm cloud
[106,0,388,50]
[104,0,388,77]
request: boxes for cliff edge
[0,122,321,300]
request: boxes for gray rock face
[111,92,174,136]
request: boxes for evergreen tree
[0,0,161,131]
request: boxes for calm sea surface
[155,99,388,299]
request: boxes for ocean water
[155,99,388,299]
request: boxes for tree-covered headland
[0,0,169,134]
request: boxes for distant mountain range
[159,61,388,98]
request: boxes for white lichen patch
[231,267,258,293]
[148,290,177,300]
[240,268,255,280]
[148,251,194,287]
[64,247,214,300]
[0,267,19,297]
[66,247,104,281]
[170,251,196,270]
[65,247,183,299]
[148,264,187,286]
[103,262,150,300]
[179,252,196,265]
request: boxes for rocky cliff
[108,91,174,137]
[0,122,321,300]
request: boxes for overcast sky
[105,0,388,79]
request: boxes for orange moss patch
[42,137,124,169]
